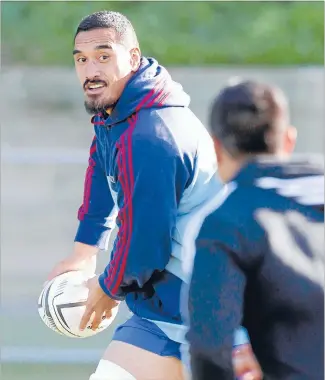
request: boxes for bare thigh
[102,340,186,380]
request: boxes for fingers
[79,307,93,331]
[90,308,112,331]
[90,311,103,331]
[80,308,110,331]
[239,370,262,380]
[104,309,113,320]
[233,344,262,380]
[46,267,67,283]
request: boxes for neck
[225,151,289,182]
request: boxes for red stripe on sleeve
[78,136,97,221]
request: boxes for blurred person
[46,11,258,380]
[186,80,324,379]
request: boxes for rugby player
[186,80,324,379]
[47,11,258,380]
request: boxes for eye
[99,55,109,62]
[76,57,87,64]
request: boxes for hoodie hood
[96,57,190,126]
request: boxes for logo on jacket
[108,176,116,184]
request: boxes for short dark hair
[75,11,139,49]
[209,80,289,157]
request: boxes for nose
[85,60,100,80]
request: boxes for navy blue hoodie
[187,156,324,379]
[75,57,222,342]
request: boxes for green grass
[2,364,93,380]
[1,306,130,379]
[2,1,324,66]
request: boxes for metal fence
[1,66,324,364]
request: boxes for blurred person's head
[73,11,141,115]
[209,80,297,183]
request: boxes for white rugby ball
[38,271,119,338]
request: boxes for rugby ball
[38,271,119,338]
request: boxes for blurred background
[1,1,324,379]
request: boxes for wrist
[72,242,99,260]
[67,251,97,277]
[98,273,125,301]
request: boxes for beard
[84,97,116,116]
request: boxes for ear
[213,137,223,164]
[283,126,297,155]
[129,48,141,72]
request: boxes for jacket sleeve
[74,136,116,250]
[187,225,247,380]
[98,131,190,300]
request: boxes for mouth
[85,82,107,95]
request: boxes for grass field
[2,364,94,380]
[3,2,324,65]
[1,293,131,380]
[2,307,131,380]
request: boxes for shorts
[112,314,250,365]
[112,314,182,360]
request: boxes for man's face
[73,28,139,115]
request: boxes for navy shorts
[112,314,250,365]
[112,314,182,360]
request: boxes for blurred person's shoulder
[232,154,323,202]
[248,154,323,180]
[240,154,324,213]
[199,154,324,224]
[196,154,324,262]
